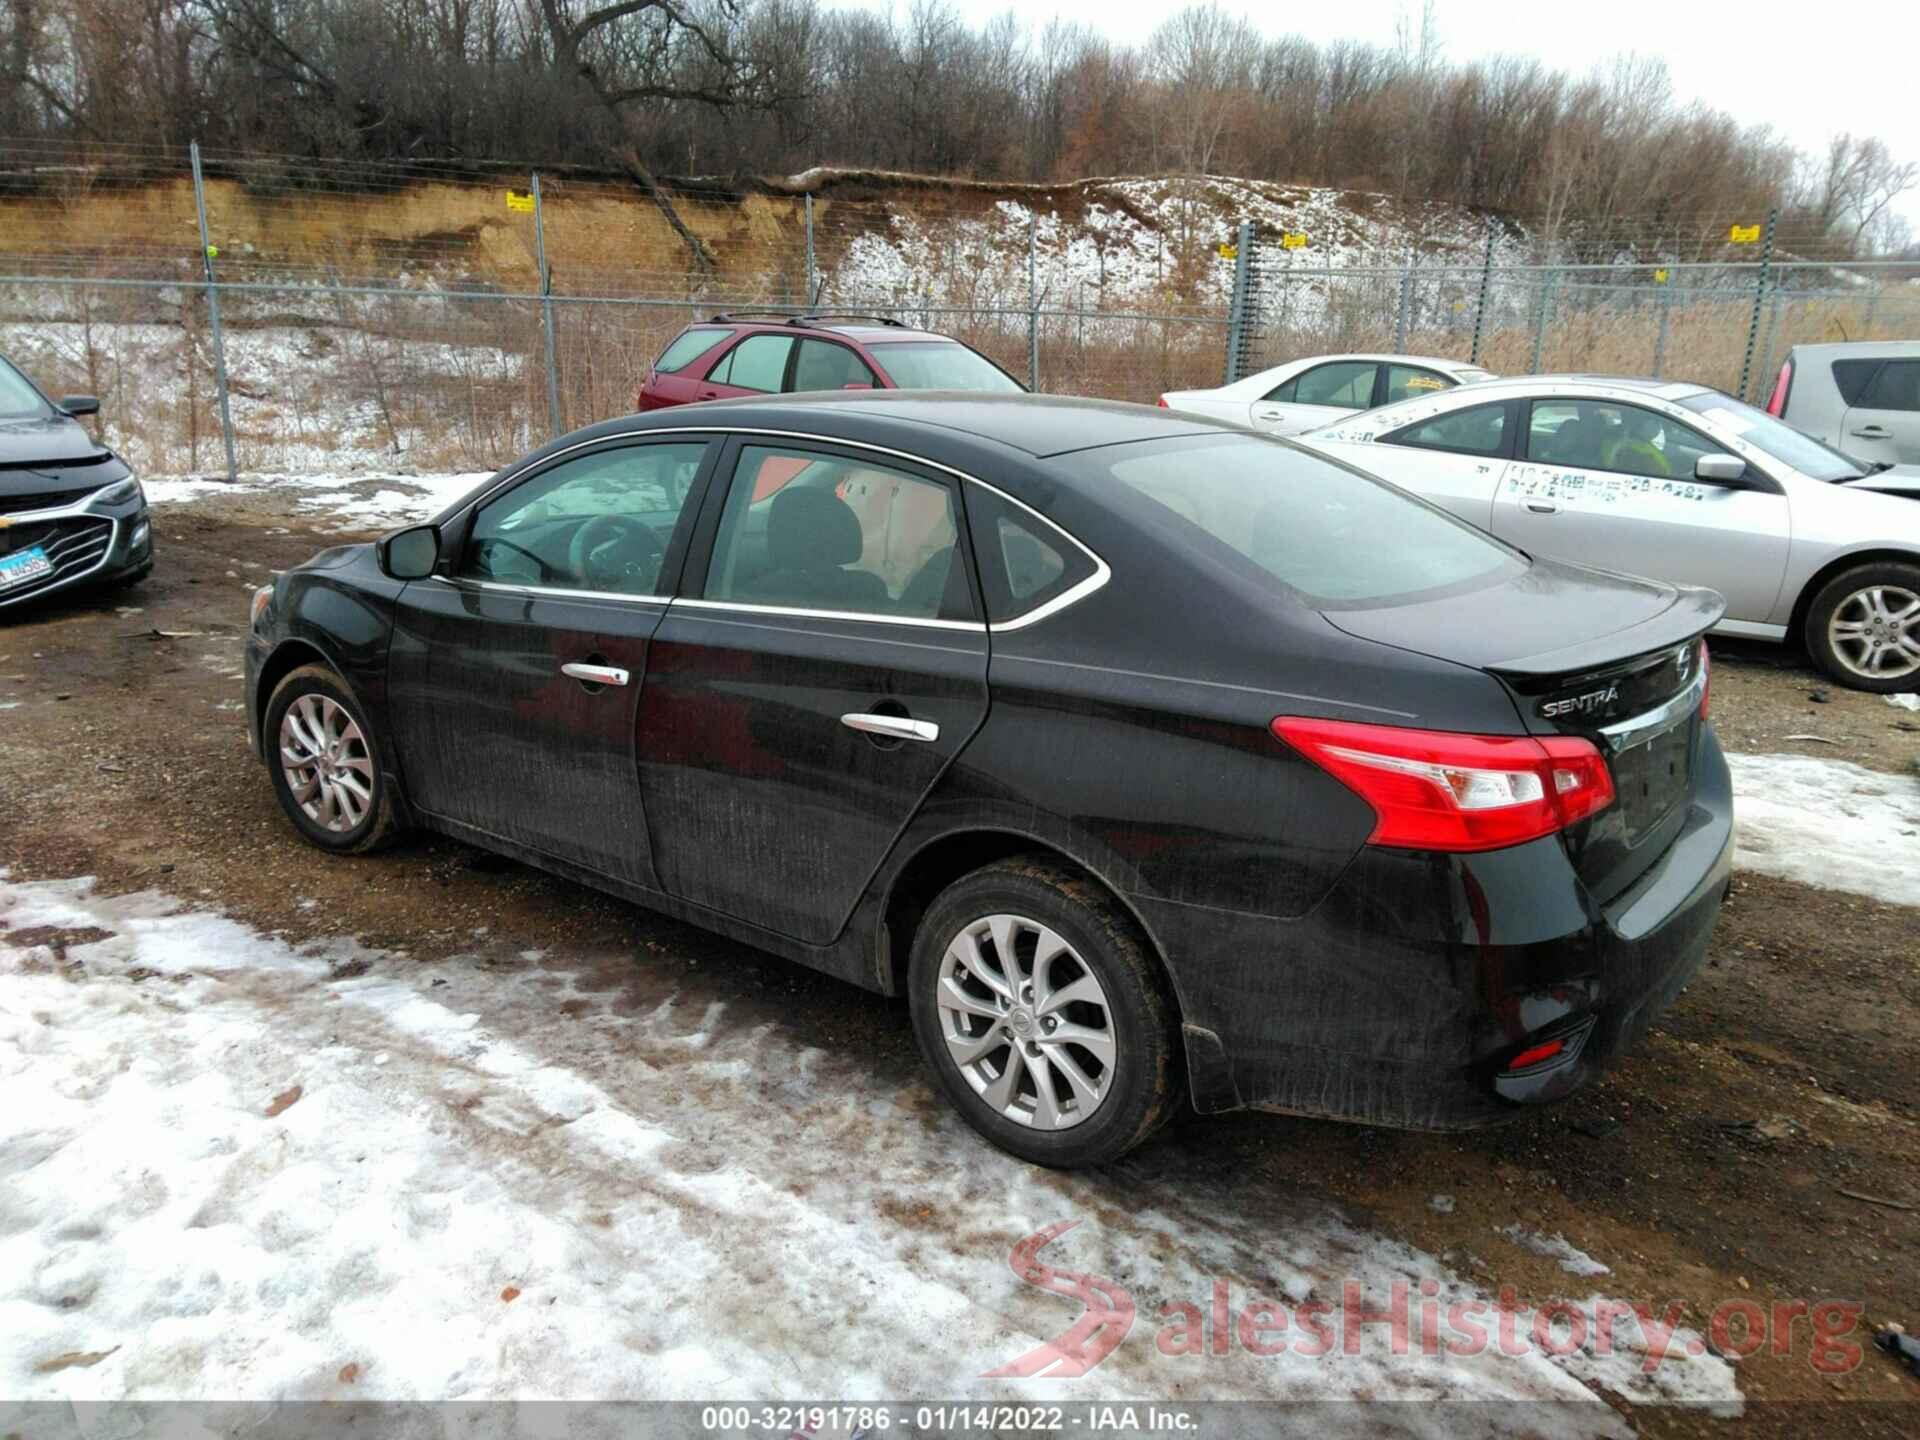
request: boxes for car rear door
[637,437,989,944]
[1841,358,1920,465]
[690,333,795,403]
[1489,398,1790,626]
[1250,359,1381,434]
[385,437,715,888]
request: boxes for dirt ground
[2,506,1917,1433]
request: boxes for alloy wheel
[935,913,1117,1130]
[279,694,375,833]
[1827,583,1920,682]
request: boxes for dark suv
[636,313,1025,411]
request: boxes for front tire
[907,858,1181,1168]
[1805,561,1920,692]
[264,664,399,853]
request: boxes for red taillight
[1271,718,1615,852]
[1507,1038,1565,1070]
[1765,359,1793,417]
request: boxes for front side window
[704,445,970,620]
[1072,433,1520,608]
[866,341,1023,392]
[461,441,709,595]
[791,339,877,391]
[1525,399,1722,478]
[654,327,730,375]
[0,359,50,420]
[1858,360,1920,412]
[709,334,793,393]
[1382,365,1455,404]
[1384,401,1509,457]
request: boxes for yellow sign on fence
[1217,242,1237,261]
[1281,231,1309,250]
[1729,223,1761,244]
[1653,268,1670,283]
[506,190,536,214]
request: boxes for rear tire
[265,664,399,853]
[1804,561,1920,692]
[907,858,1180,1168]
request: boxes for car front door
[1842,359,1920,466]
[1250,359,1380,434]
[637,438,990,944]
[386,437,715,888]
[1490,398,1791,625]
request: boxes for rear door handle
[1851,425,1890,438]
[841,712,939,743]
[562,661,629,687]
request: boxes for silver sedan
[1160,352,1494,435]
[1300,375,1920,691]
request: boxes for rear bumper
[1142,730,1734,1129]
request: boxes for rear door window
[1382,365,1455,404]
[1382,401,1510,457]
[1832,359,1883,406]
[708,335,793,393]
[1857,360,1920,412]
[790,339,877,392]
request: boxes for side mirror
[59,395,100,417]
[1695,454,1748,485]
[378,524,440,580]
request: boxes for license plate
[0,545,53,591]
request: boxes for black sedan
[245,394,1733,1168]
[0,357,151,610]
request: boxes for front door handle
[841,712,939,743]
[562,661,629,687]
[1851,425,1890,438]
[1524,500,1559,515]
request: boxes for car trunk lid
[1322,559,1722,901]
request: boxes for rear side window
[654,327,730,375]
[1077,433,1520,608]
[866,341,1023,392]
[709,334,793,393]
[1383,401,1509,457]
[1268,361,1376,408]
[1858,359,1920,412]
[963,485,1097,623]
[1832,359,1882,406]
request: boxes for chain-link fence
[4,143,1918,478]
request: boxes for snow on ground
[1725,754,1920,908]
[1497,1228,1611,1279]
[143,469,491,531]
[0,873,1738,1425]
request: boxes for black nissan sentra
[245,394,1732,1167]
[0,355,152,610]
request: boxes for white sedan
[1159,353,1495,435]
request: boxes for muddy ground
[2,504,1917,1433]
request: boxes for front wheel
[264,664,399,852]
[907,858,1181,1168]
[1805,561,1920,692]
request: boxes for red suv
[635,313,1025,410]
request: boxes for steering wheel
[472,536,555,584]
[568,513,665,593]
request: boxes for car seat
[742,488,888,610]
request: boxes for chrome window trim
[455,425,1112,631]
[673,597,986,633]
[427,575,669,607]
[1597,665,1708,753]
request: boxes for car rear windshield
[0,360,50,420]
[1675,391,1867,482]
[1074,433,1522,608]
[653,327,731,375]
[867,342,1023,392]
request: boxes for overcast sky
[841,0,1920,228]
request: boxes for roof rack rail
[706,310,807,324]
[785,312,908,329]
